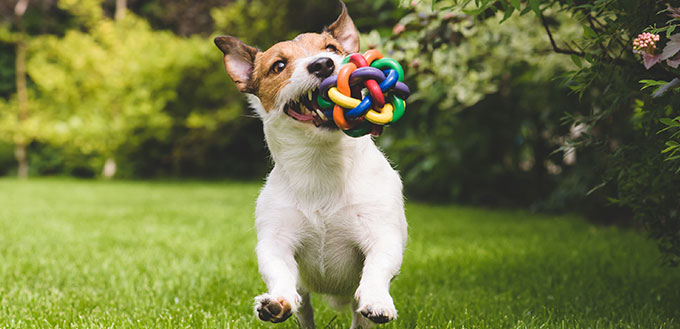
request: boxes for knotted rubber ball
[317,50,410,137]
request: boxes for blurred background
[0,0,678,264]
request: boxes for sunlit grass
[0,178,678,328]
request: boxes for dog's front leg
[253,213,303,325]
[354,218,406,325]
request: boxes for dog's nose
[307,57,335,79]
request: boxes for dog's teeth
[308,90,313,101]
[316,110,327,121]
[301,106,311,115]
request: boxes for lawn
[0,179,678,329]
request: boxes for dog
[214,2,407,328]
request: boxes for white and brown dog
[214,2,407,328]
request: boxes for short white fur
[247,48,408,329]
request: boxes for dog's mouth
[283,88,336,129]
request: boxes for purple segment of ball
[393,82,410,100]
[349,67,386,85]
[349,67,410,99]
[320,67,410,101]
[320,76,338,101]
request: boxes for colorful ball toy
[317,50,410,137]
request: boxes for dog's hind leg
[296,291,315,329]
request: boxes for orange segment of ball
[334,63,357,130]
[337,63,356,96]
[363,49,384,65]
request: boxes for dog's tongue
[288,106,314,121]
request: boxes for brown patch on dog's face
[215,1,359,120]
[249,33,345,110]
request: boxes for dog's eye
[270,60,286,74]
[326,44,339,53]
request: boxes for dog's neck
[267,117,367,207]
[264,117,361,199]
[248,94,373,210]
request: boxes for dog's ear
[214,36,260,93]
[326,1,359,53]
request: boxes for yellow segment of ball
[327,87,360,109]
[365,103,394,125]
[328,87,395,125]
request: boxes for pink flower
[633,32,660,55]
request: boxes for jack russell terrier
[214,2,407,328]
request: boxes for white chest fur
[250,96,407,329]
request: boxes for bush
[390,0,680,264]
[0,141,15,176]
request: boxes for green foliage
[1,0,679,262]
[0,141,15,176]
[211,0,292,46]
[363,2,585,205]
[660,116,680,172]
[372,0,680,262]
[1,179,679,328]
[0,43,14,99]
[637,11,680,171]
[26,15,203,157]
[57,0,106,27]
[0,0,410,180]
[211,0,407,47]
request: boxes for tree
[363,1,584,205]
[24,0,213,178]
[102,0,124,178]
[388,0,680,264]
[0,0,79,177]
[13,0,29,178]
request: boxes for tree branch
[540,13,585,57]
[586,16,616,59]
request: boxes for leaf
[528,0,540,16]
[584,53,595,64]
[667,5,680,18]
[519,6,532,15]
[509,0,520,10]
[643,52,662,69]
[639,79,667,90]
[667,53,680,68]
[660,117,680,127]
[500,6,514,23]
[573,4,593,10]
[662,145,679,153]
[653,78,680,98]
[583,26,597,39]
[659,33,680,61]
[586,181,607,196]
[570,54,582,68]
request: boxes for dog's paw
[358,302,397,324]
[254,294,293,323]
[355,290,397,324]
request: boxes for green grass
[0,178,678,329]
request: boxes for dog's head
[214,1,358,134]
